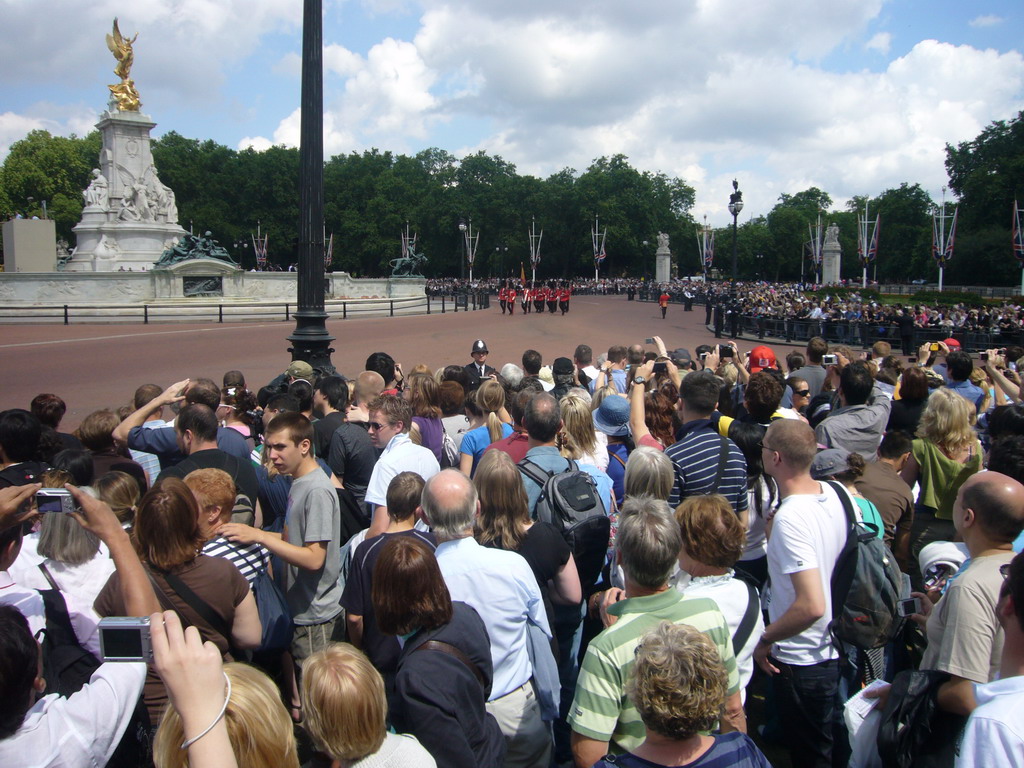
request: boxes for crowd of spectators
[5,321,1024,768]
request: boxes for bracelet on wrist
[180,672,232,750]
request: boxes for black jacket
[392,602,506,768]
[463,363,497,393]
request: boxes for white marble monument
[655,231,672,284]
[65,19,184,272]
[821,222,841,285]
[65,107,185,272]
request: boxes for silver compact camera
[99,616,154,662]
[822,354,838,366]
[36,489,76,514]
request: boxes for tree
[945,110,1024,285]
[0,130,101,244]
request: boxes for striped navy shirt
[665,419,748,515]
[201,537,270,585]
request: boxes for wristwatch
[633,376,646,385]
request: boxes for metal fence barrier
[0,293,491,325]
[708,315,1021,353]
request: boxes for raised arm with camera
[984,349,1021,404]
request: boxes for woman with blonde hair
[901,386,983,565]
[458,379,512,476]
[302,644,436,767]
[559,393,608,470]
[474,450,582,623]
[94,470,141,526]
[154,662,299,768]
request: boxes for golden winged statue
[106,18,141,111]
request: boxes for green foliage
[944,110,1024,286]
[809,286,882,301]
[901,289,986,307]
[0,129,101,243]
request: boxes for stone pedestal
[66,104,185,272]
[2,219,57,272]
[822,243,841,285]
[655,246,672,284]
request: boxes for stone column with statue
[821,222,841,284]
[655,231,672,284]
[66,18,186,272]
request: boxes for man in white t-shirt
[363,395,439,537]
[754,419,848,768]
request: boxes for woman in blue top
[459,379,512,477]
[593,394,632,505]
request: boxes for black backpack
[826,480,904,651]
[517,457,610,592]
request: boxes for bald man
[423,470,553,768]
[917,471,1024,717]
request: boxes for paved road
[0,297,792,430]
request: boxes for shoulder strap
[732,580,760,655]
[38,563,61,591]
[415,639,486,688]
[609,451,627,469]
[517,457,555,487]
[151,565,232,640]
[711,435,731,491]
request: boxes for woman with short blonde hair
[154,662,299,768]
[589,622,770,768]
[302,643,435,767]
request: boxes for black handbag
[876,669,966,768]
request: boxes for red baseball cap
[749,345,777,373]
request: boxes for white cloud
[0,106,99,159]
[969,15,1004,28]
[866,32,892,55]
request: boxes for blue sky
[1,0,1021,224]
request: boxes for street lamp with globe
[728,180,743,292]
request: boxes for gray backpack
[517,457,610,592]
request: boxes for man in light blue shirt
[425,469,553,768]
[517,392,614,514]
[588,345,628,394]
[944,350,986,413]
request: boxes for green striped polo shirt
[568,588,740,754]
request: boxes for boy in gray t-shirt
[220,411,344,670]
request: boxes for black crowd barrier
[710,315,1020,354]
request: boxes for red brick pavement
[0,297,801,430]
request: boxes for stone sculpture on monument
[655,231,672,283]
[821,222,841,284]
[65,18,185,272]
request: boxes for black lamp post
[728,179,743,291]
[458,217,467,280]
[495,244,508,277]
[287,0,335,373]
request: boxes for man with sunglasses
[362,395,439,537]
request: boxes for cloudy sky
[2,0,1022,224]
